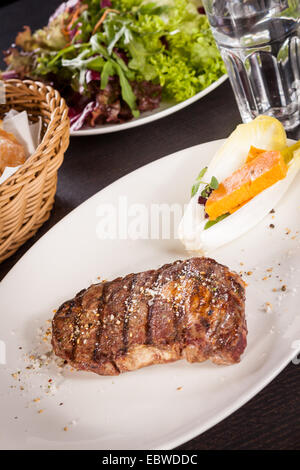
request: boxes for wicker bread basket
[0,79,70,263]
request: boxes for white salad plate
[0,139,299,450]
[71,75,227,136]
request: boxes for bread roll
[0,129,26,176]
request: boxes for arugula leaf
[86,56,105,71]
[191,181,200,198]
[204,213,230,230]
[200,186,211,198]
[48,43,89,67]
[107,25,127,55]
[197,166,208,180]
[114,62,139,117]
[101,60,115,88]
[191,166,215,198]
[63,32,138,116]
[90,34,110,59]
[112,51,135,80]
[137,3,169,16]
[210,176,219,190]
[62,50,99,70]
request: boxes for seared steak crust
[52,258,247,375]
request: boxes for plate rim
[159,350,298,450]
[70,75,228,137]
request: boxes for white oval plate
[71,75,227,136]
[0,139,300,450]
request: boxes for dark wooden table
[1,0,299,451]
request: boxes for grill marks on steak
[52,258,247,375]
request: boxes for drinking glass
[202,0,300,130]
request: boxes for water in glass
[203,0,300,130]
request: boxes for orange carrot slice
[205,151,287,221]
[228,199,251,214]
[246,146,266,163]
[93,9,119,34]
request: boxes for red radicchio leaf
[86,70,101,84]
[100,0,112,8]
[131,81,162,112]
[1,70,19,79]
[106,101,121,123]
[69,101,96,131]
[48,0,80,24]
[198,196,207,206]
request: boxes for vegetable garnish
[247,140,300,165]
[205,139,300,223]
[204,213,229,230]
[246,146,266,163]
[93,8,120,34]
[205,150,288,221]
[179,116,300,254]
[191,166,219,198]
[191,166,207,197]
[2,0,225,130]
[281,140,300,164]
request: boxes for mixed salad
[2,0,225,130]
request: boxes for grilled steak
[52,257,247,375]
